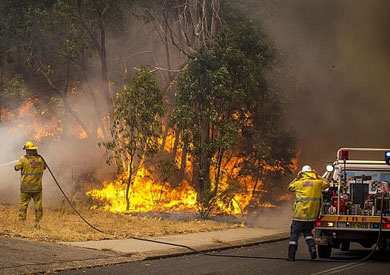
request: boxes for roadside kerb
[139,231,290,260]
[63,228,290,261]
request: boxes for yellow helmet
[23,141,38,150]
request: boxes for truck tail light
[340,150,349,160]
[384,223,390,229]
[315,221,324,227]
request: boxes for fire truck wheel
[340,241,350,251]
[318,244,332,258]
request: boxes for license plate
[348,222,369,229]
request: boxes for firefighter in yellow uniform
[14,142,46,224]
[287,165,329,261]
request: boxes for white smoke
[246,201,293,230]
[0,126,26,203]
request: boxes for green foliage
[23,1,92,71]
[100,67,164,211]
[101,68,165,173]
[0,76,29,104]
[172,13,295,210]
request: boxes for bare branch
[41,71,92,137]
[133,66,186,73]
[76,0,101,53]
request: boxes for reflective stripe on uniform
[20,190,42,193]
[295,197,321,202]
[289,241,297,245]
[22,172,43,176]
[305,236,314,240]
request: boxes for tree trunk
[214,148,224,195]
[80,50,107,139]
[76,0,112,114]
[160,123,170,151]
[198,116,211,202]
[96,10,111,109]
[125,157,134,212]
[252,160,262,197]
[62,57,71,139]
[210,0,220,37]
[42,73,91,137]
[171,128,180,159]
[180,141,188,173]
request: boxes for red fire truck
[315,148,390,258]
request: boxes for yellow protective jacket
[15,154,46,193]
[288,172,329,222]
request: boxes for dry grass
[0,204,241,242]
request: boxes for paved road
[59,239,389,275]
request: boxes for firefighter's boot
[310,250,317,260]
[305,236,317,260]
[287,244,297,261]
[18,209,27,222]
[35,209,42,223]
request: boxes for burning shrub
[99,68,165,211]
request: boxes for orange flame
[4,97,63,141]
[2,96,110,142]
[87,167,198,213]
[87,131,288,215]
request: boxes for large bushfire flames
[1,97,103,141]
[86,129,294,216]
[2,97,62,141]
[2,98,295,216]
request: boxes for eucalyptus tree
[172,11,295,212]
[136,0,223,172]
[101,68,165,211]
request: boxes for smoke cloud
[247,201,293,230]
[258,0,390,171]
[0,126,25,203]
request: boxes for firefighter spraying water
[14,141,46,226]
[287,165,329,261]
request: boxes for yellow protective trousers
[19,192,43,222]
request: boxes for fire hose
[1,157,383,262]
[361,185,386,261]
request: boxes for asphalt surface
[0,237,134,274]
[58,239,389,275]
